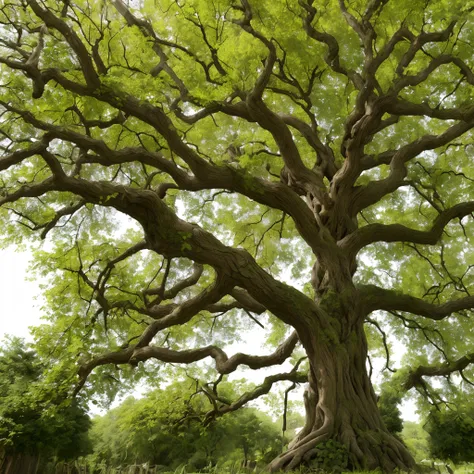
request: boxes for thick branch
[353,118,474,212]
[27,0,100,89]
[0,101,327,255]
[361,284,474,320]
[340,201,474,255]
[299,0,362,88]
[0,154,322,336]
[76,331,300,395]
[404,353,474,390]
[0,138,49,171]
[136,277,232,348]
[130,331,299,374]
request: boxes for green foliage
[306,439,349,473]
[377,387,404,436]
[1,0,474,470]
[0,336,91,460]
[87,380,282,471]
[425,404,474,463]
[401,421,430,463]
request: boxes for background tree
[400,422,430,464]
[0,337,91,463]
[425,403,474,463]
[88,380,282,471]
[377,385,404,436]
[1,0,474,471]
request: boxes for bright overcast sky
[0,247,43,342]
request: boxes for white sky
[0,248,43,342]
[0,245,419,422]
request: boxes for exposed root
[270,321,418,473]
[269,427,331,472]
[268,423,416,472]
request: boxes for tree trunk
[268,320,416,472]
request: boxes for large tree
[1,0,473,471]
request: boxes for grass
[159,463,474,474]
[166,463,474,474]
[45,459,474,474]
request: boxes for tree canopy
[1,0,474,471]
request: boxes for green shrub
[306,439,349,473]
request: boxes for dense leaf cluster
[0,337,91,460]
[88,382,283,471]
[426,404,474,463]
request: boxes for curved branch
[340,201,474,255]
[246,96,331,210]
[365,317,395,372]
[0,137,50,171]
[76,330,300,395]
[27,0,100,89]
[360,284,474,319]
[0,149,322,337]
[143,287,266,321]
[144,262,204,300]
[130,330,299,374]
[404,352,474,390]
[382,98,474,123]
[206,368,307,420]
[230,287,267,314]
[352,118,474,213]
[392,54,472,95]
[299,0,362,88]
[39,200,86,239]
[0,101,327,255]
[0,177,56,204]
[136,277,233,348]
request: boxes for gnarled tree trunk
[268,319,416,472]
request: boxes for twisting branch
[360,284,474,320]
[365,317,395,372]
[0,137,50,171]
[26,0,100,89]
[404,352,474,391]
[75,330,300,396]
[39,200,86,239]
[299,0,362,87]
[131,331,300,373]
[352,117,474,213]
[340,201,474,255]
[204,367,307,422]
[144,262,204,301]
[0,101,328,255]
[1,4,474,461]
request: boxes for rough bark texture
[270,322,416,471]
[267,221,417,470]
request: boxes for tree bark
[268,321,416,472]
